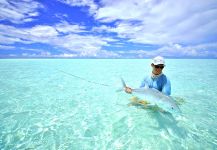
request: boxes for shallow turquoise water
[0,59,217,149]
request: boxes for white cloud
[8,54,16,57]
[58,53,78,57]
[28,25,59,37]
[55,21,86,33]
[95,0,149,22]
[58,0,98,14]
[18,49,120,58]
[119,43,217,58]
[21,52,51,57]
[1,22,216,58]
[0,44,15,50]
[0,0,43,24]
[95,50,120,58]
[1,0,216,58]
[0,34,25,44]
[0,23,116,57]
[92,25,116,33]
[55,13,68,19]
[52,34,109,54]
[94,0,217,45]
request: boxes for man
[125,56,171,96]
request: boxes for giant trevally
[121,78,181,115]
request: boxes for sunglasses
[154,65,164,69]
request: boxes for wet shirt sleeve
[162,77,171,96]
[140,76,151,88]
[140,80,146,88]
[140,77,148,88]
[140,75,171,96]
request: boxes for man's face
[151,63,164,75]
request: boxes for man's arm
[140,76,149,88]
[162,78,171,96]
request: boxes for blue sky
[0,0,217,58]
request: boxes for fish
[121,78,181,115]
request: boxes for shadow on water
[127,95,188,138]
[114,101,189,140]
[127,100,188,139]
[149,111,188,139]
[114,94,189,141]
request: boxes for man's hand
[125,86,132,94]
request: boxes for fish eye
[171,107,174,109]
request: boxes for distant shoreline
[0,57,216,59]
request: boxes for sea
[0,59,216,150]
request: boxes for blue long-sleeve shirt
[140,74,171,96]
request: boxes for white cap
[152,56,165,65]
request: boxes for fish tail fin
[116,77,127,92]
[121,77,127,88]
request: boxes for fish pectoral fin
[129,96,149,103]
[129,96,139,102]
[138,100,150,106]
[130,96,139,100]
[129,97,151,107]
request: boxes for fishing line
[58,69,127,108]
[57,69,112,87]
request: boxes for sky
[0,0,217,58]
